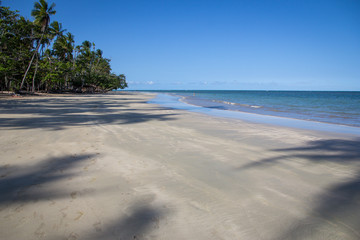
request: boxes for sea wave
[212,100,263,109]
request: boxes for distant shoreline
[0,90,129,99]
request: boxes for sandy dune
[0,92,359,240]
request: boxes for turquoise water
[142,90,360,128]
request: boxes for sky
[3,0,360,90]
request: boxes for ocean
[142,90,360,128]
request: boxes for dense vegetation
[0,0,127,93]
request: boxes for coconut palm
[32,0,56,32]
[49,21,66,41]
[53,33,74,61]
[20,0,56,90]
[53,32,75,88]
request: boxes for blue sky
[3,0,360,90]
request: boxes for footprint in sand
[70,191,78,199]
[67,232,79,240]
[74,211,84,221]
[83,159,97,171]
[93,221,102,232]
[34,222,45,238]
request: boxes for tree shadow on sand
[1,153,170,239]
[46,203,168,240]
[238,138,360,239]
[0,95,178,130]
[0,154,96,206]
[76,204,169,240]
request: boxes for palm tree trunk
[32,52,39,92]
[20,34,43,90]
[5,75,8,91]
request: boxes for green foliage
[0,6,33,90]
[0,1,127,93]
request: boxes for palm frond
[31,9,40,17]
[33,2,41,11]
[40,0,47,9]
[48,3,56,13]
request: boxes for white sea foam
[212,99,262,108]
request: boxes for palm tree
[31,25,53,92]
[32,0,56,32]
[49,21,66,41]
[20,0,56,90]
[53,32,75,89]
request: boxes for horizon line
[122,89,360,92]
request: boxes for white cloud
[128,80,155,86]
[128,81,141,85]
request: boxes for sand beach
[0,92,359,240]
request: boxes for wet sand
[0,92,359,240]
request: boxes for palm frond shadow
[46,203,168,240]
[238,138,360,239]
[0,154,95,205]
[88,205,167,240]
[0,95,178,130]
[1,153,170,239]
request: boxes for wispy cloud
[128,81,155,86]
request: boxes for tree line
[0,0,128,93]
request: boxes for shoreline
[1,92,359,239]
[148,93,360,136]
[134,90,360,128]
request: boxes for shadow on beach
[0,94,178,130]
[0,153,169,239]
[238,138,360,239]
[0,94,172,238]
[0,154,95,205]
[79,204,168,240]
